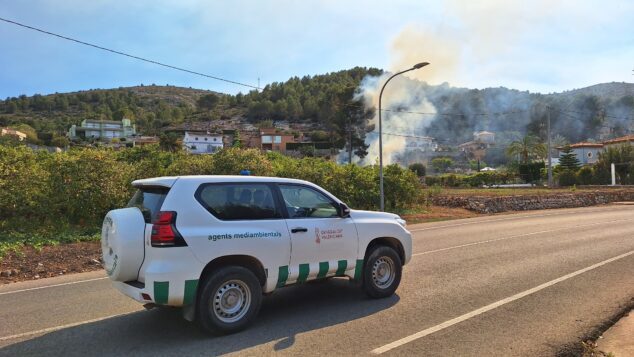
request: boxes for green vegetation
[408,163,426,177]
[431,157,454,173]
[558,145,581,171]
[425,171,517,187]
[0,145,420,258]
[506,135,547,163]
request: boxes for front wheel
[196,266,262,335]
[362,245,402,298]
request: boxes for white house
[68,118,136,141]
[404,136,438,152]
[183,131,223,154]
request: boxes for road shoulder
[595,308,634,357]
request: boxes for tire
[196,266,262,335]
[362,245,402,299]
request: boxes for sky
[1,0,633,98]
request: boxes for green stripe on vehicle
[354,259,364,280]
[276,266,289,288]
[154,281,169,304]
[297,264,310,283]
[183,279,198,305]
[317,261,329,279]
[336,260,347,276]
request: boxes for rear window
[196,183,281,220]
[127,187,169,223]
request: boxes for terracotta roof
[603,134,634,145]
[560,142,604,149]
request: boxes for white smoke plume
[355,74,436,165]
[356,0,562,166]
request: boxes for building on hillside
[473,131,495,144]
[1,128,27,141]
[556,142,603,165]
[603,134,634,149]
[183,131,223,154]
[458,131,496,162]
[404,136,438,152]
[255,128,300,153]
[68,118,136,141]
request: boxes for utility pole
[349,126,353,164]
[547,105,553,188]
[378,62,430,211]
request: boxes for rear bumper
[112,277,199,307]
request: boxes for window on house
[274,136,282,143]
[262,136,272,144]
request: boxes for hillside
[553,82,634,100]
[1,68,633,158]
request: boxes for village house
[255,128,300,153]
[182,131,224,154]
[68,118,136,141]
[556,142,603,165]
[602,134,634,149]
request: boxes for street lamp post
[378,62,429,211]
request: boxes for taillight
[151,211,187,247]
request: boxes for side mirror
[339,203,351,218]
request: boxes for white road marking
[0,311,136,341]
[0,277,108,296]
[408,206,632,232]
[411,218,634,256]
[372,249,634,354]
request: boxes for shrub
[557,169,577,187]
[576,166,593,185]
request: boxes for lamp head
[412,62,430,69]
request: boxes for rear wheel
[362,245,402,298]
[196,266,262,335]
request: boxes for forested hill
[1,66,633,149]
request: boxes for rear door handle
[291,227,308,233]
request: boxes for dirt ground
[0,241,103,285]
[401,205,480,224]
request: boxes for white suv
[101,175,412,334]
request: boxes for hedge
[0,145,422,230]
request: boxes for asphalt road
[1,205,633,356]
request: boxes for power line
[0,16,261,90]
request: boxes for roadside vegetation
[0,145,422,258]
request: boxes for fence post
[611,163,616,186]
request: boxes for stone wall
[432,190,634,214]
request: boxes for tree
[431,157,454,173]
[50,135,70,148]
[197,94,220,111]
[408,163,426,177]
[5,101,17,114]
[159,133,181,152]
[558,145,580,171]
[506,135,547,163]
[232,131,242,148]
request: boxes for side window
[196,184,281,220]
[279,185,339,219]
